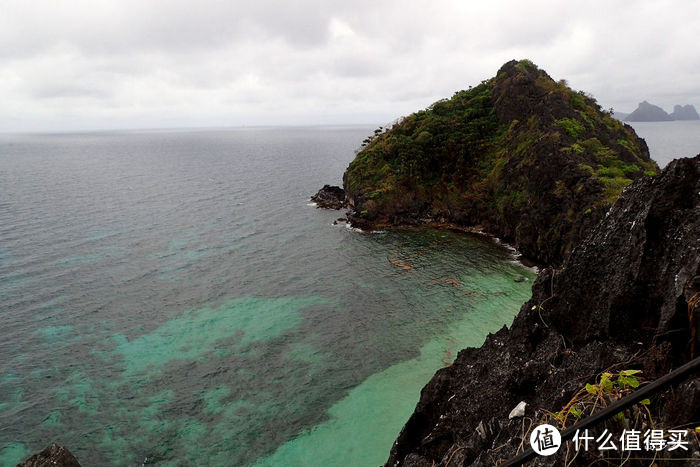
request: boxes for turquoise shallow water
[0,127,535,466]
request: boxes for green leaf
[640,399,650,405]
[618,375,640,388]
[571,407,582,418]
[600,375,613,393]
[585,383,597,394]
[619,369,641,376]
[613,412,625,422]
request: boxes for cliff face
[344,60,657,265]
[625,101,674,122]
[386,155,700,466]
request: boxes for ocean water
[628,120,700,167]
[1,120,697,466]
[0,127,535,466]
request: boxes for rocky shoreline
[314,146,698,466]
[310,184,347,209]
[384,155,700,466]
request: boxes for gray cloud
[32,83,110,100]
[0,0,699,132]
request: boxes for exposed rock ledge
[310,184,347,209]
[18,444,81,467]
[387,155,700,466]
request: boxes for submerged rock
[310,184,346,209]
[387,155,700,466]
[18,444,81,467]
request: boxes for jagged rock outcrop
[670,104,700,121]
[310,184,347,209]
[625,101,673,122]
[18,444,82,467]
[387,155,700,466]
[341,60,657,265]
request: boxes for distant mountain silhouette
[669,104,700,120]
[625,101,673,121]
[624,101,699,121]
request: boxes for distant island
[624,100,699,121]
[670,104,700,120]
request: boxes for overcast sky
[1,0,699,132]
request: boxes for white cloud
[0,0,699,131]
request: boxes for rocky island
[625,101,699,122]
[343,59,657,265]
[625,101,674,122]
[314,59,699,466]
[670,104,700,120]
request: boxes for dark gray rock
[311,184,346,210]
[387,155,700,466]
[18,444,81,467]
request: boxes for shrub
[556,118,586,139]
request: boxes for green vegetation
[542,369,658,465]
[344,59,659,263]
[345,79,501,214]
[547,370,648,428]
[556,117,585,139]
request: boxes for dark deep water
[6,118,694,465]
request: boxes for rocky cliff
[386,155,700,466]
[343,60,657,265]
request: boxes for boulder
[310,184,346,210]
[18,444,81,467]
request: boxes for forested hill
[343,59,658,265]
